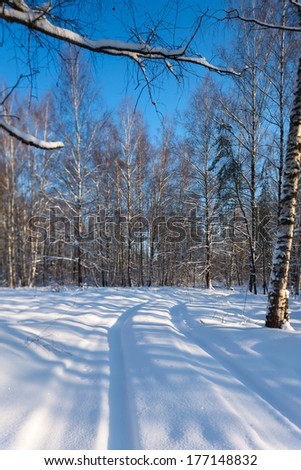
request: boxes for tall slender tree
[49,48,105,286]
[184,77,223,289]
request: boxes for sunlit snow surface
[1,287,301,450]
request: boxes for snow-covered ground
[1,286,301,450]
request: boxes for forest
[0,0,300,297]
[2,2,301,455]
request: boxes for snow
[0,5,240,75]
[0,118,64,150]
[281,320,295,331]
[1,286,301,450]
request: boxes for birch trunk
[278,2,286,218]
[204,159,212,290]
[266,57,301,328]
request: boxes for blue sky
[0,0,231,134]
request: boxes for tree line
[1,1,301,312]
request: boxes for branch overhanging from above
[0,118,64,149]
[0,1,242,76]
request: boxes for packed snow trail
[108,302,149,449]
[1,287,301,450]
[120,297,301,449]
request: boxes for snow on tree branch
[0,118,64,149]
[290,0,301,8]
[0,2,241,76]
[4,0,30,13]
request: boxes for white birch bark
[266,57,301,327]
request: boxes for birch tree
[147,124,175,286]
[49,48,105,286]
[1,106,17,287]
[90,120,120,287]
[0,92,54,287]
[0,0,241,149]
[266,54,301,327]
[221,0,281,294]
[116,103,140,287]
[184,78,221,289]
[230,0,301,326]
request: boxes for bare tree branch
[0,1,243,149]
[0,2,241,75]
[227,8,301,32]
[1,74,24,105]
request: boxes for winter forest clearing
[1,286,301,450]
[2,0,301,330]
[2,0,301,455]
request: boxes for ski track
[107,301,149,450]
[116,292,301,449]
[2,288,301,449]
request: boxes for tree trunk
[204,154,212,289]
[205,217,212,289]
[278,0,286,219]
[266,57,301,328]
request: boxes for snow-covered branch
[290,0,301,8]
[0,2,240,75]
[0,118,64,149]
[0,1,242,148]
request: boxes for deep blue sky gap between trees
[0,0,232,134]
